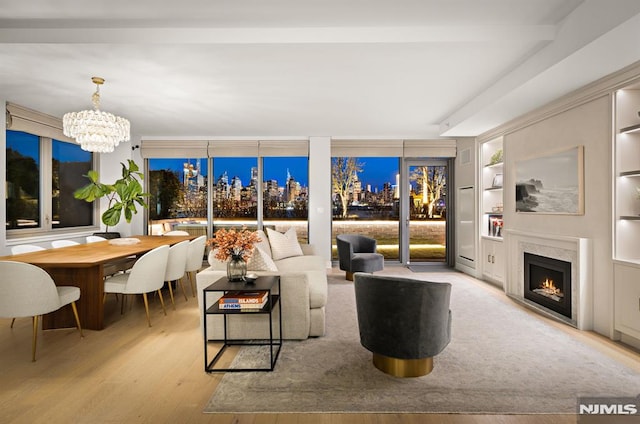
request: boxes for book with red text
[218,290,268,304]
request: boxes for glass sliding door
[403,160,448,263]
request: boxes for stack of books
[218,290,269,310]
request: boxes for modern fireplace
[524,252,572,318]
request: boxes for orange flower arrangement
[207,228,261,261]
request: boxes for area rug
[204,269,640,414]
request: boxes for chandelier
[63,77,130,153]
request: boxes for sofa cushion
[267,227,303,260]
[255,229,272,258]
[247,246,278,271]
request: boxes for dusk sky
[8,128,400,191]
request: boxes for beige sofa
[196,243,328,340]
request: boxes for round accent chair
[336,234,384,281]
[354,273,452,377]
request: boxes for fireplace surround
[505,230,592,330]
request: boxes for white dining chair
[103,245,170,327]
[86,235,107,243]
[52,240,80,248]
[11,245,46,255]
[164,240,190,309]
[164,230,190,236]
[0,261,83,361]
[185,235,207,297]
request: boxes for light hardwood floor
[1,267,638,424]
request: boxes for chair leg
[157,290,167,316]
[70,301,84,338]
[32,315,39,362]
[10,318,16,328]
[346,271,354,281]
[167,281,176,310]
[178,276,188,302]
[187,272,197,297]
[142,293,152,327]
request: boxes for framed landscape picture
[515,146,584,215]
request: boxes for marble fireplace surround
[504,230,593,330]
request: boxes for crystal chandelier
[63,77,130,153]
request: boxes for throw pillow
[247,246,278,271]
[266,227,304,261]
[255,229,272,258]
[207,249,227,270]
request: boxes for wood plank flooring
[0,268,638,424]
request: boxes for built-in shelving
[613,85,640,340]
[480,136,505,287]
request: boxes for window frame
[6,131,99,240]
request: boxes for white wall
[504,95,613,336]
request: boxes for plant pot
[93,232,121,240]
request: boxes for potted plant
[74,159,150,239]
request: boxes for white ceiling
[1,0,640,139]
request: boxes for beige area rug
[204,268,640,414]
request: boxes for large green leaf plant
[74,159,150,232]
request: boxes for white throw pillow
[266,227,304,261]
[247,246,278,271]
[255,230,272,258]
[207,249,227,270]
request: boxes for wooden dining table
[0,235,194,331]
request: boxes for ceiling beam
[0,25,556,44]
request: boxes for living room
[2,1,640,422]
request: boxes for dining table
[0,235,194,331]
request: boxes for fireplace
[524,252,572,318]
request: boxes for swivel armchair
[354,273,452,377]
[336,234,384,281]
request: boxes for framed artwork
[492,173,503,188]
[515,146,584,215]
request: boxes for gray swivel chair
[336,234,384,281]
[354,273,452,377]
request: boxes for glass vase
[227,254,247,282]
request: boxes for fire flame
[539,278,561,295]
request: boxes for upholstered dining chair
[354,273,452,377]
[164,240,190,308]
[336,234,384,281]
[164,230,190,236]
[11,244,46,255]
[86,235,107,243]
[103,245,170,327]
[185,235,207,297]
[52,240,80,248]
[0,261,83,361]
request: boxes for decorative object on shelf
[63,77,130,153]
[489,148,503,165]
[489,215,504,237]
[492,173,503,188]
[73,159,150,234]
[207,228,261,282]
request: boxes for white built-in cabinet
[481,137,505,286]
[613,84,640,339]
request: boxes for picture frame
[515,146,584,215]
[491,173,503,188]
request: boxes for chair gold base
[346,272,354,281]
[372,353,434,377]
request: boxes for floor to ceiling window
[331,156,400,260]
[262,156,309,243]
[147,157,208,236]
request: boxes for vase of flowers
[207,228,260,282]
